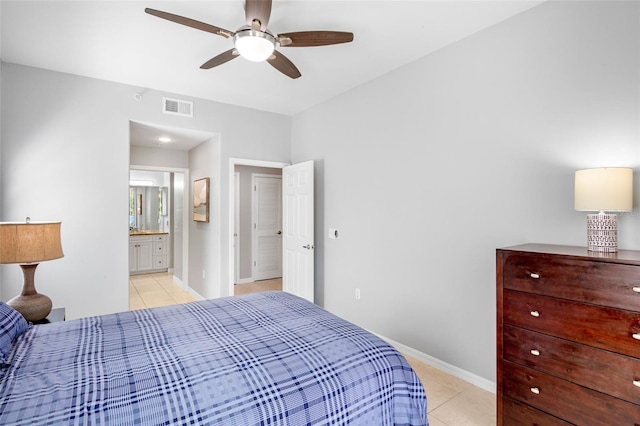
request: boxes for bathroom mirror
[129,186,168,231]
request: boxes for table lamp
[0,218,64,321]
[574,167,633,253]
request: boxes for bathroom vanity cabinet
[130,232,168,274]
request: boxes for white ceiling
[1,0,544,119]
[129,121,218,151]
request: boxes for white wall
[1,64,132,319]
[188,137,221,299]
[291,0,639,384]
[129,170,169,187]
[0,3,3,299]
[172,172,185,280]
[0,63,291,318]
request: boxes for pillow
[0,301,29,365]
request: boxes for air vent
[163,97,193,117]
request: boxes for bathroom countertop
[129,231,169,236]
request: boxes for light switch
[329,228,339,239]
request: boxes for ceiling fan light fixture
[234,30,275,62]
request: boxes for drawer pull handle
[530,349,540,356]
[633,287,640,293]
[530,311,540,318]
[530,273,540,279]
[634,380,640,388]
[633,334,640,341]
[530,387,540,395]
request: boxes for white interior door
[282,160,314,303]
[253,175,282,280]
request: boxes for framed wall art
[193,177,210,222]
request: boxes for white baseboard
[172,275,185,289]
[172,275,205,301]
[373,332,496,394]
[186,287,205,301]
[236,278,255,285]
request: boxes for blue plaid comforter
[0,291,427,425]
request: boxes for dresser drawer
[503,289,640,358]
[502,253,640,311]
[503,361,640,425]
[502,396,571,426]
[503,325,640,405]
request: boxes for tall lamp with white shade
[0,218,64,321]
[574,167,633,253]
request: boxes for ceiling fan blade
[145,8,234,38]
[200,49,239,69]
[278,31,354,47]
[245,0,272,31]
[268,51,301,79]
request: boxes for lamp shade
[574,168,633,212]
[0,221,64,264]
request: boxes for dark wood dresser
[496,244,640,425]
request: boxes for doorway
[129,166,190,285]
[229,159,289,297]
[252,174,282,281]
[129,120,215,306]
[229,159,315,301]
[233,164,284,293]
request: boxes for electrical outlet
[202,269,206,279]
[355,288,361,300]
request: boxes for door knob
[277,231,282,235]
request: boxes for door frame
[228,158,289,296]
[130,164,190,290]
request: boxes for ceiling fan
[145,0,354,79]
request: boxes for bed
[0,291,427,425]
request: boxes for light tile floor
[130,273,496,425]
[129,272,197,310]
[234,278,283,295]
[405,355,496,425]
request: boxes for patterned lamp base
[586,213,618,253]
